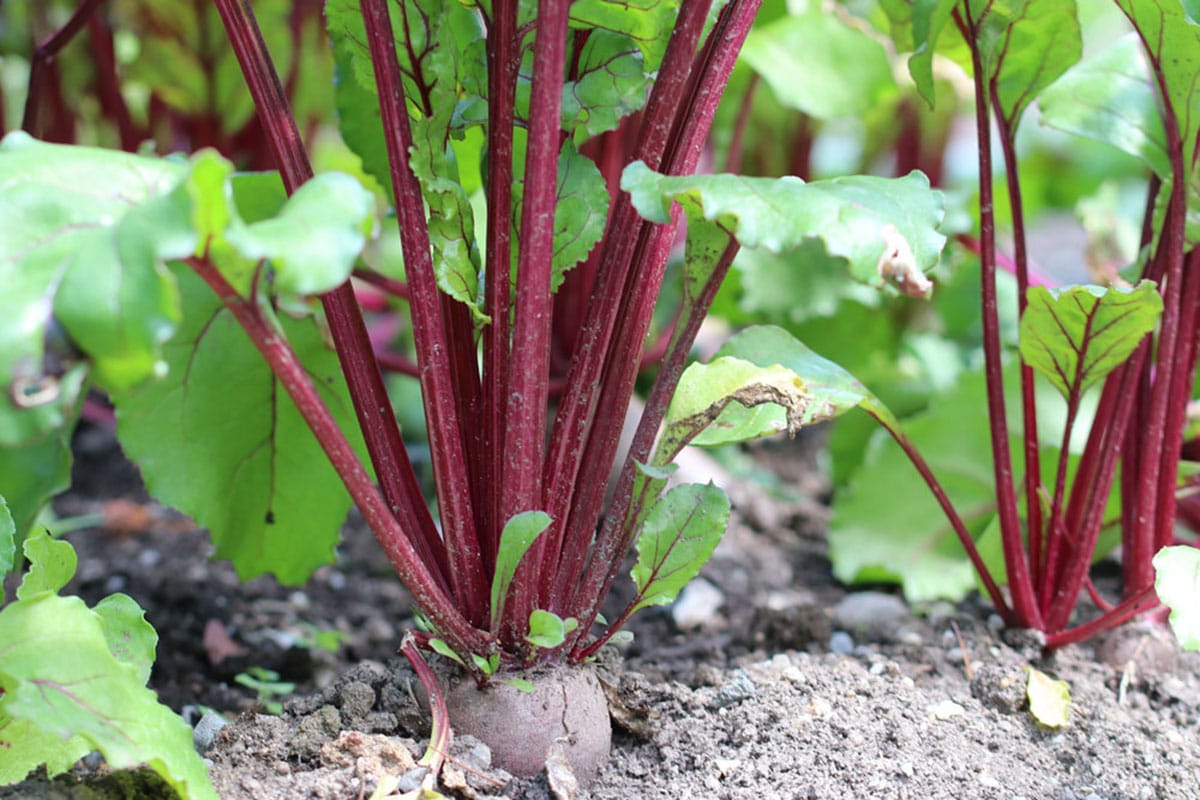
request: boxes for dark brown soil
[4,427,1199,799]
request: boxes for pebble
[710,668,756,708]
[927,699,965,720]
[193,710,228,752]
[829,631,855,655]
[672,577,724,629]
[832,592,909,638]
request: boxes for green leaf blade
[1018,281,1162,400]
[490,511,552,629]
[112,267,366,585]
[629,483,730,613]
[0,594,217,799]
[740,10,896,120]
[621,163,945,293]
[16,529,77,601]
[1038,34,1169,177]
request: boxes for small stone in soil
[671,578,724,630]
[709,668,756,709]
[832,591,909,640]
[829,631,854,655]
[193,710,228,752]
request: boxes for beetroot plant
[1,0,948,784]
[807,0,1200,650]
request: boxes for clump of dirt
[5,428,1200,799]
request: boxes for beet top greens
[1,0,945,679]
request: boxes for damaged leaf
[1027,667,1071,728]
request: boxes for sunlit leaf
[112,267,367,585]
[1039,34,1169,177]
[829,366,999,602]
[1018,281,1162,400]
[622,162,945,292]
[0,593,217,798]
[1114,0,1200,166]
[740,9,896,120]
[1026,667,1071,728]
[1153,545,1200,650]
[15,529,76,601]
[525,609,579,649]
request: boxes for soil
[4,423,1200,800]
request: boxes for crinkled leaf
[974,0,1081,128]
[1153,545,1200,650]
[622,162,945,292]
[1039,34,1169,177]
[0,495,14,578]
[15,529,76,601]
[1019,281,1162,400]
[552,142,610,286]
[740,9,896,120]
[569,0,680,72]
[490,511,552,629]
[111,266,366,585]
[1027,667,1071,728]
[0,132,186,407]
[629,483,730,613]
[525,609,579,649]
[93,593,158,686]
[562,31,648,136]
[1114,0,1200,166]
[829,366,999,602]
[225,172,374,296]
[0,593,217,798]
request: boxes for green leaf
[225,172,374,296]
[660,357,810,458]
[550,142,610,287]
[1153,545,1200,650]
[327,0,488,321]
[629,483,730,613]
[1039,34,1170,178]
[525,609,579,649]
[569,0,680,72]
[974,0,1081,128]
[0,593,217,798]
[879,0,958,107]
[0,132,186,405]
[1114,0,1200,167]
[15,529,76,600]
[502,677,537,693]
[562,31,648,136]
[1018,281,1162,400]
[0,495,14,578]
[1026,667,1071,728]
[428,638,467,667]
[829,366,999,602]
[93,594,159,686]
[490,511,552,629]
[111,266,366,585]
[0,426,74,550]
[621,162,945,293]
[740,9,896,120]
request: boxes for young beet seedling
[0,0,946,784]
